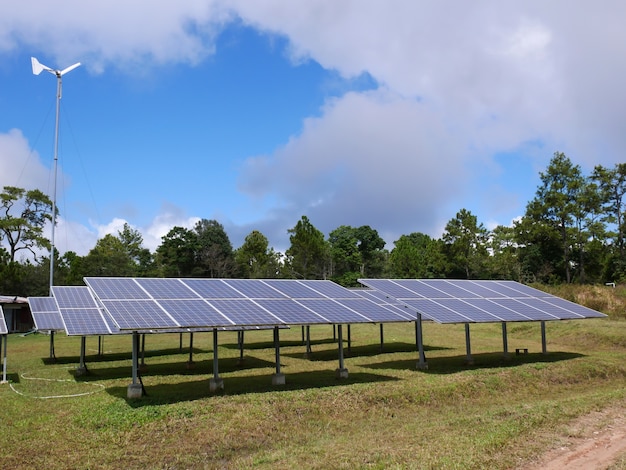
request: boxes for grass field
[2,285,626,469]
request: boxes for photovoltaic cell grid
[84,277,412,330]
[51,286,120,336]
[27,296,65,331]
[358,279,607,324]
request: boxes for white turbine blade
[31,57,53,75]
[60,62,81,75]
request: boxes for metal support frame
[127,331,143,398]
[140,333,146,368]
[305,325,312,356]
[272,326,286,385]
[187,332,194,365]
[237,330,245,364]
[49,331,56,361]
[464,323,474,365]
[98,336,103,356]
[541,321,547,354]
[415,316,427,369]
[379,323,384,352]
[502,322,509,358]
[76,336,88,376]
[1,334,7,383]
[347,324,352,353]
[209,328,224,392]
[335,324,349,378]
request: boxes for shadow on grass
[106,370,400,406]
[282,342,448,362]
[42,346,209,366]
[363,350,584,373]
[72,355,276,381]
[222,337,337,351]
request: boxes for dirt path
[522,407,626,469]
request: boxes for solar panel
[359,279,608,324]
[262,279,326,298]
[254,299,329,324]
[295,299,371,323]
[85,277,150,300]
[181,279,242,299]
[156,299,234,327]
[28,296,66,331]
[223,279,288,299]
[52,286,120,336]
[334,298,411,322]
[0,307,7,334]
[100,299,179,330]
[135,278,200,300]
[353,289,416,320]
[206,299,285,326]
[298,280,363,299]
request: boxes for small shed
[0,295,33,333]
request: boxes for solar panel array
[0,306,7,335]
[84,277,411,331]
[27,296,65,331]
[51,286,120,336]
[358,279,607,324]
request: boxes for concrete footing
[416,361,429,370]
[272,373,286,385]
[127,383,143,399]
[186,361,195,370]
[335,368,349,379]
[209,377,224,393]
[75,366,88,377]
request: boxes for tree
[389,232,446,278]
[285,216,328,279]
[354,225,386,277]
[194,219,235,278]
[234,230,282,278]
[524,152,584,283]
[442,208,488,279]
[328,225,362,285]
[0,186,53,262]
[155,226,198,277]
[117,223,154,276]
[80,234,137,277]
[592,163,626,280]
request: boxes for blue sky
[1,1,625,257]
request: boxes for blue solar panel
[401,299,474,323]
[334,298,410,322]
[101,300,179,330]
[517,298,583,320]
[52,286,97,308]
[223,279,288,299]
[61,308,113,336]
[471,280,533,298]
[489,299,556,321]
[539,297,607,318]
[462,298,531,322]
[359,279,607,323]
[353,290,416,320]
[206,299,284,326]
[295,299,370,323]
[254,299,328,324]
[0,308,7,334]
[135,278,200,300]
[263,279,326,298]
[28,297,65,331]
[434,299,502,322]
[298,280,362,299]
[85,277,150,300]
[181,279,242,299]
[156,299,234,326]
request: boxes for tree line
[1,152,625,296]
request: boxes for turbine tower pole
[31,57,81,294]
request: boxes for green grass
[2,318,626,469]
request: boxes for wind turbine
[31,57,81,294]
